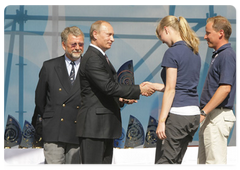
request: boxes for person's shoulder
[219,47,235,62]
[43,55,64,65]
[225,47,235,57]
[85,46,103,56]
[83,46,103,62]
[163,46,179,60]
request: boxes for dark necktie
[105,54,110,65]
[70,61,75,85]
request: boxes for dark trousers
[79,137,114,164]
[155,113,200,164]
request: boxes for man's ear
[62,41,66,51]
[219,29,224,39]
[93,30,98,40]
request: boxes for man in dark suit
[33,26,84,164]
[76,20,154,164]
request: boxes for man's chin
[71,53,81,59]
[207,42,214,48]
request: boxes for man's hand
[142,82,165,92]
[140,82,155,96]
[119,98,138,104]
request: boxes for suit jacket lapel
[107,59,117,75]
[89,46,117,76]
[55,55,72,94]
[88,46,120,107]
[65,68,80,102]
[88,46,118,84]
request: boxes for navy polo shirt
[161,41,201,107]
[200,43,236,109]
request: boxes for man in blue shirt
[198,16,236,164]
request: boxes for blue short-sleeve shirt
[200,43,236,109]
[161,41,201,107]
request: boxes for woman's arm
[156,67,177,140]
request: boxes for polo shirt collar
[212,43,231,57]
[172,40,185,47]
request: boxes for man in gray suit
[76,20,154,164]
[33,26,84,164]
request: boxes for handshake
[119,82,165,105]
[140,82,165,96]
[140,82,156,97]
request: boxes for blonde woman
[150,16,201,164]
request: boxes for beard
[66,49,82,60]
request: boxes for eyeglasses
[69,42,84,48]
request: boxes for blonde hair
[207,16,232,40]
[156,15,200,54]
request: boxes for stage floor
[4,146,237,165]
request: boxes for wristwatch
[200,110,207,117]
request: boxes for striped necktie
[70,61,75,85]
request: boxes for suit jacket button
[61,118,64,121]
[62,104,66,107]
[76,106,80,109]
[59,88,62,91]
[74,121,77,123]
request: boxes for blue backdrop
[4,5,236,147]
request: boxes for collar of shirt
[212,43,231,57]
[64,55,81,77]
[90,43,106,56]
[171,40,186,47]
[64,55,81,66]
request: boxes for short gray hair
[61,26,84,43]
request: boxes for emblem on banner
[4,115,22,148]
[117,60,134,85]
[144,116,158,148]
[114,128,126,148]
[32,114,43,148]
[124,115,144,148]
[19,120,35,148]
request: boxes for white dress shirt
[64,55,81,79]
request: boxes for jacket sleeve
[85,55,140,99]
[34,63,48,117]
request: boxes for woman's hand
[156,122,167,140]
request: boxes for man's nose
[204,34,207,40]
[110,35,114,42]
